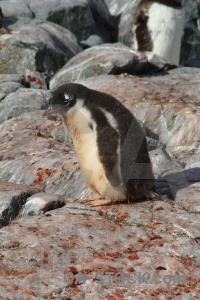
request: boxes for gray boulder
[49,44,172,92]
[50,43,148,90]
[0,88,51,123]
[0,1,34,18]
[0,74,25,101]
[25,0,95,41]
[0,21,82,74]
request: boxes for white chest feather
[148,3,184,65]
[64,106,99,174]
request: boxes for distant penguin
[44,83,156,206]
[133,0,185,65]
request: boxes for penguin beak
[43,106,54,116]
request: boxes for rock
[184,58,200,68]
[50,44,175,91]
[50,43,148,90]
[29,0,95,41]
[180,0,200,64]
[1,67,200,207]
[0,74,25,102]
[87,0,119,43]
[0,110,94,199]
[173,181,200,214]
[0,1,34,19]
[105,0,133,16]
[0,88,51,123]
[0,82,22,101]
[0,180,40,227]
[76,67,200,156]
[0,74,25,84]
[186,152,200,169]
[0,197,199,298]
[0,21,82,74]
[20,192,66,217]
[149,148,182,178]
[80,34,104,49]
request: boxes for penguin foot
[79,196,113,206]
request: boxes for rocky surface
[50,44,175,90]
[50,44,148,90]
[0,21,82,74]
[0,197,199,299]
[0,0,200,299]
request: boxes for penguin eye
[63,94,76,106]
[63,94,75,107]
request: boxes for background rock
[0,88,51,123]
[0,21,82,74]
[0,1,34,19]
[50,44,148,90]
[50,44,175,90]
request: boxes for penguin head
[44,83,89,116]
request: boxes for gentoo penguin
[44,83,155,206]
[132,0,185,65]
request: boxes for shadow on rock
[156,167,200,199]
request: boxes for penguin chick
[44,83,155,206]
[133,0,185,65]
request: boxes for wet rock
[0,21,82,74]
[0,88,51,123]
[0,181,40,227]
[20,192,66,217]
